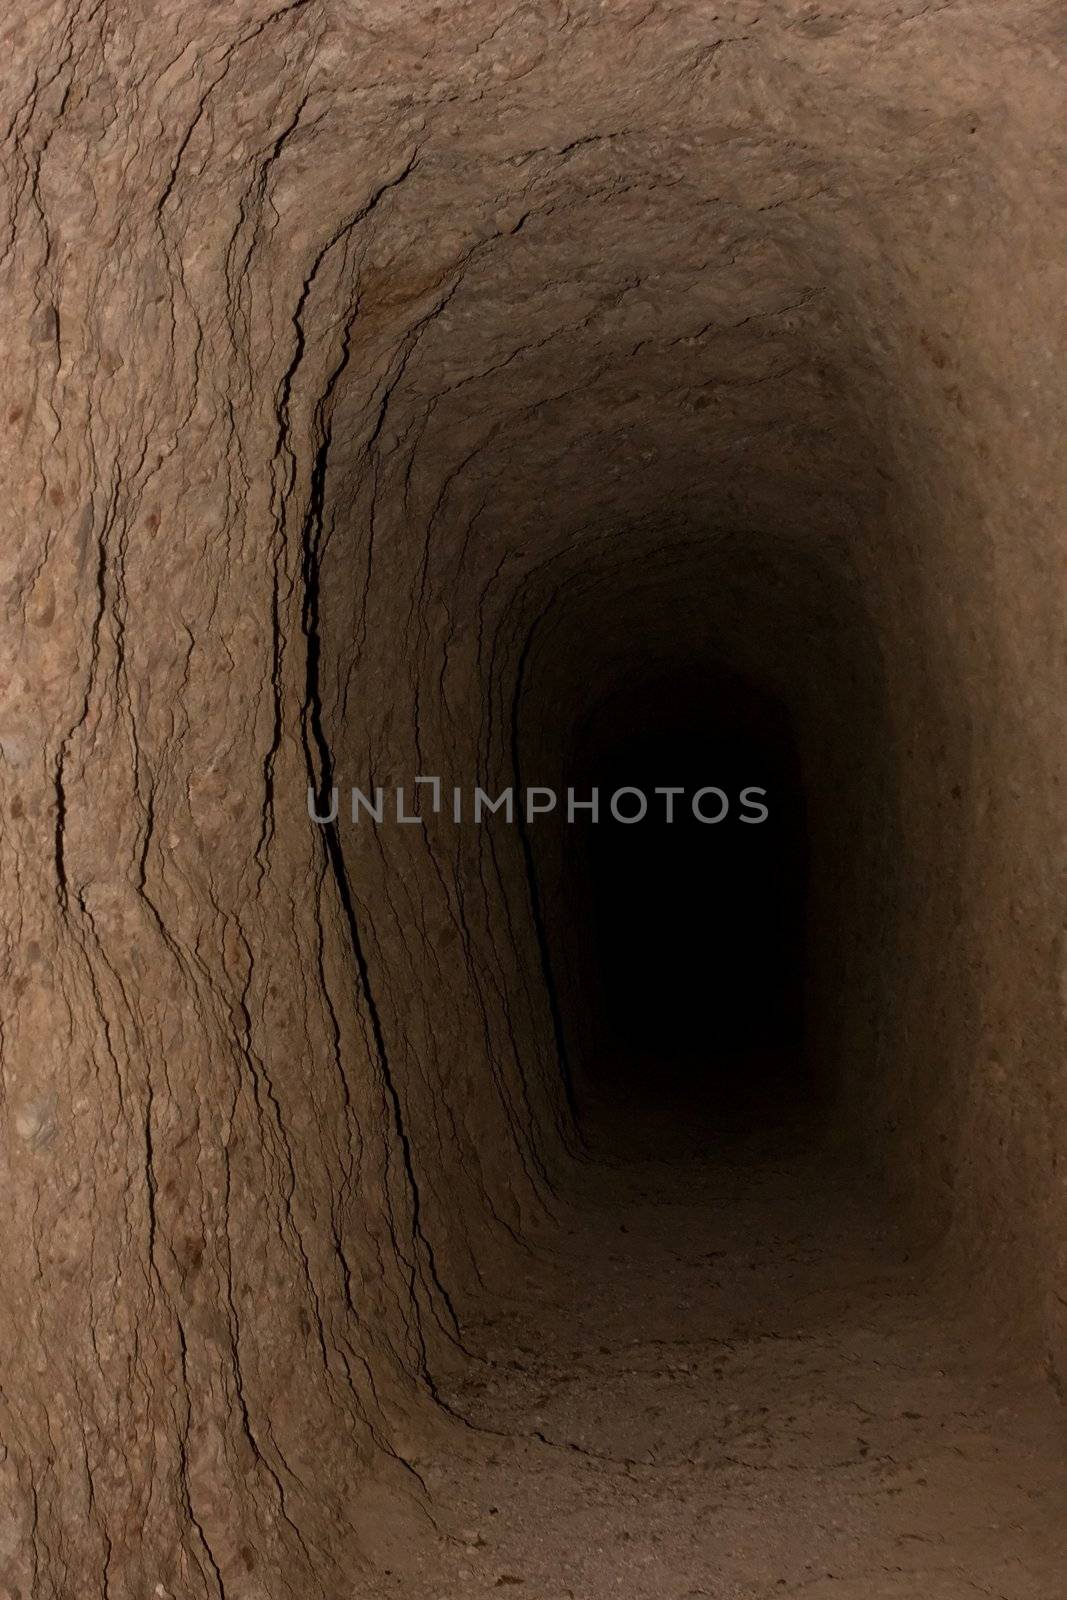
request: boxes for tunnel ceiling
[283,0,1052,552]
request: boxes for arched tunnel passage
[508,531,899,1155]
[2,5,1066,1599]
[541,662,810,1124]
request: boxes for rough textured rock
[0,2,1064,1596]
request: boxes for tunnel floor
[396,1078,1067,1599]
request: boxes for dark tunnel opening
[562,670,809,1124]
[507,538,891,1175]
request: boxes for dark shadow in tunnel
[580,677,806,1083]
[505,534,904,1174]
[557,668,810,1139]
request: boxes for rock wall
[0,2,1064,1594]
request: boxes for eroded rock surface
[0,3,1064,1596]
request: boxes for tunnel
[1,3,1066,1597]
[562,674,808,1101]
[517,575,818,1127]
